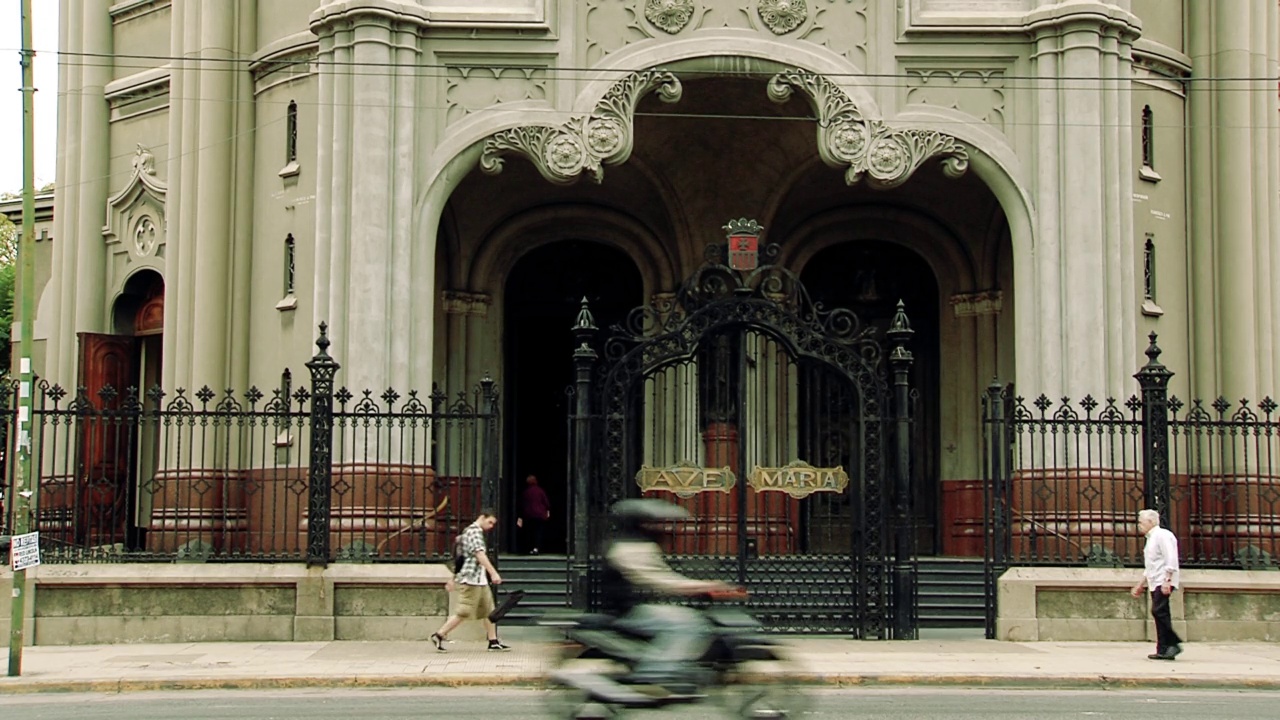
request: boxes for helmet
[612,498,688,540]
[612,498,689,523]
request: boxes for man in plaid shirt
[431,509,511,652]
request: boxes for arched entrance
[801,241,941,553]
[503,240,643,552]
[73,270,164,550]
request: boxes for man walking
[431,509,511,652]
[1130,509,1183,660]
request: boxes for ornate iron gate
[568,226,919,638]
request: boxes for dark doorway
[800,241,941,554]
[504,240,643,553]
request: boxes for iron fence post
[570,299,597,610]
[982,379,1010,639]
[305,324,339,567]
[479,376,500,568]
[887,301,916,640]
[1135,333,1173,524]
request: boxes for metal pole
[9,0,38,677]
[886,301,916,640]
[570,299,596,609]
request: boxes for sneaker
[488,640,512,652]
[430,633,447,653]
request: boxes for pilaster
[310,2,428,394]
[1025,5,1140,401]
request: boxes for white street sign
[10,531,40,571]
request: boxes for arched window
[286,100,299,164]
[284,233,296,296]
[1143,235,1156,301]
[1141,105,1154,169]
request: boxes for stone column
[310,3,426,394]
[1025,6,1140,401]
[441,291,492,396]
[1188,0,1278,400]
[47,0,84,387]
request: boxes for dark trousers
[1150,587,1183,653]
[523,518,545,553]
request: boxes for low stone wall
[0,563,489,646]
[997,567,1280,642]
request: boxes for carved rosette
[758,0,808,35]
[645,0,695,34]
[480,70,683,185]
[768,69,969,188]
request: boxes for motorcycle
[540,589,808,719]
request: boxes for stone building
[31,0,1279,559]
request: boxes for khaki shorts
[455,583,495,620]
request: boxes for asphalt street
[0,687,1277,719]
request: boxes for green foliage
[0,215,15,375]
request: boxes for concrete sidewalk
[2,627,1279,694]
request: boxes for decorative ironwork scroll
[767,69,970,189]
[480,70,684,185]
[748,461,850,498]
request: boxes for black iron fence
[985,334,1280,570]
[982,334,1280,634]
[0,326,498,564]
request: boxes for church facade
[31,0,1279,558]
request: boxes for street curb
[3,673,1280,695]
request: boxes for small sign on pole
[10,532,40,571]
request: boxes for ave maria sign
[635,461,848,499]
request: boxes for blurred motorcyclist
[600,498,737,690]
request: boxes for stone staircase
[494,554,987,629]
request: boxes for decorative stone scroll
[645,0,695,34]
[748,461,850,498]
[767,69,970,189]
[480,70,683,185]
[636,461,737,498]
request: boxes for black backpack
[452,533,466,575]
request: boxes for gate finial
[574,297,597,332]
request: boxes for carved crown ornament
[103,144,167,258]
[768,69,970,188]
[479,70,683,185]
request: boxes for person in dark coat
[517,474,551,554]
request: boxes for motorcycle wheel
[544,684,620,719]
[715,659,810,719]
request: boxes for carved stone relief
[583,0,651,66]
[133,216,159,257]
[800,0,869,70]
[767,69,969,188]
[103,144,167,260]
[480,70,683,184]
[905,68,1007,132]
[758,0,809,34]
[645,0,696,33]
[445,65,549,125]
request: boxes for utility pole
[9,0,38,677]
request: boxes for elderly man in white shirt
[1129,508,1183,660]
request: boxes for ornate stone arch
[466,205,678,299]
